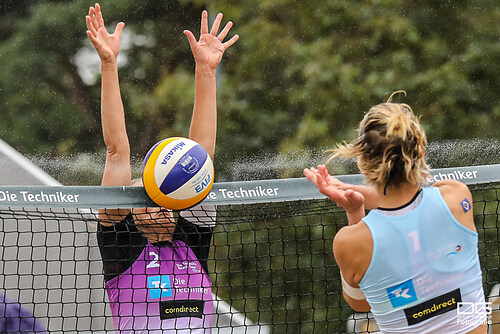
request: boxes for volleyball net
[0,164,499,333]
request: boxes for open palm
[304,165,365,211]
[184,11,239,70]
[85,3,124,64]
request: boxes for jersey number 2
[147,251,160,268]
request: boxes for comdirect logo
[404,288,461,326]
[160,300,204,320]
[148,275,173,299]
[387,279,418,308]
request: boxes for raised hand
[304,165,365,212]
[183,11,239,70]
[85,3,125,65]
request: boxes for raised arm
[86,3,129,187]
[183,11,239,160]
[304,165,366,225]
[86,3,129,223]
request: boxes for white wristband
[341,273,366,300]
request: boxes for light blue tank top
[359,187,485,333]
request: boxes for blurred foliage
[0,1,498,330]
[0,0,499,184]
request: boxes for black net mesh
[0,182,498,333]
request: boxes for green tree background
[0,1,499,332]
[0,0,499,184]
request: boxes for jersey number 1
[408,230,421,252]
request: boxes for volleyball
[142,137,214,210]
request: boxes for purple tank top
[105,240,213,333]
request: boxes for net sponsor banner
[0,164,499,208]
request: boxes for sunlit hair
[329,91,430,193]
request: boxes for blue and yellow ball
[142,137,214,210]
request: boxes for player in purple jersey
[85,3,238,333]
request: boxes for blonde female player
[304,93,487,334]
[85,4,238,333]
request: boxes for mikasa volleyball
[142,137,214,210]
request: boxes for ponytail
[329,92,430,192]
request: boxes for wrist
[195,64,217,77]
[345,204,364,215]
[101,60,118,71]
[345,205,365,225]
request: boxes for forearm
[346,206,365,226]
[101,62,129,153]
[100,62,131,186]
[189,64,217,160]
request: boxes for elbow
[106,144,130,163]
[343,291,371,312]
[350,302,372,313]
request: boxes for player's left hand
[304,165,365,212]
[183,11,239,70]
[85,3,124,65]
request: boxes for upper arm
[333,226,373,312]
[99,147,132,225]
[101,147,132,187]
[433,180,476,232]
[98,217,147,281]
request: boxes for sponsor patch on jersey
[404,288,462,326]
[176,261,202,273]
[446,245,462,257]
[387,279,418,308]
[160,300,204,320]
[148,275,173,299]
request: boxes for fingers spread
[210,13,223,35]
[217,21,233,41]
[114,22,125,38]
[183,30,197,49]
[200,10,208,35]
[223,34,239,50]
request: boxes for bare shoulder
[433,179,472,207]
[334,223,371,248]
[433,180,476,232]
[433,179,471,196]
[333,222,373,275]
